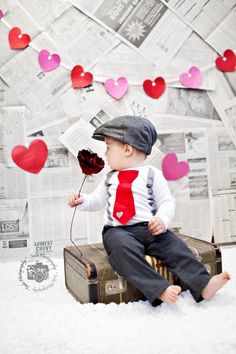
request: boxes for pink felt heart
[162,153,189,181]
[38,49,61,72]
[104,76,128,100]
[11,139,48,174]
[0,9,4,19]
[179,66,202,89]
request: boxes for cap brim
[92,132,106,141]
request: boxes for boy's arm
[68,178,107,211]
[151,170,176,231]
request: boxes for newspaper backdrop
[0,0,236,260]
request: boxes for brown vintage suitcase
[63,233,222,304]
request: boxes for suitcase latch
[105,277,127,295]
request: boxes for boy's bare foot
[201,272,231,300]
[158,285,182,304]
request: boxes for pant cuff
[190,275,211,303]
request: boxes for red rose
[70,149,105,255]
[77,149,105,175]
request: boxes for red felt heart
[215,49,236,72]
[11,139,48,174]
[71,65,93,88]
[143,77,166,99]
[8,27,31,49]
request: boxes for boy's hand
[148,216,166,235]
[67,194,84,207]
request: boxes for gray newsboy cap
[92,115,157,155]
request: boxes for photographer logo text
[18,255,57,291]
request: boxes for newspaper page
[25,99,72,136]
[0,106,30,258]
[0,6,119,114]
[26,134,88,198]
[25,110,101,198]
[0,199,29,259]
[112,82,222,130]
[0,32,73,113]
[0,107,105,257]
[160,0,236,53]
[46,6,120,69]
[17,0,71,30]
[206,125,236,244]
[208,127,236,191]
[93,42,156,84]
[0,106,28,199]
[1,106,26,167]
[165,32,216,90]
[28,116,79,138]
[94,32,217,89]
[59,103,123,158]
[59,118,106,158]
[27,114,107,196]
[58,82,114,119]
[0,0,40,69]
[0,164,28,200]
[71,0,192,67]
[225,101,236,147]
[29,195,104,256]
[0,78,24,106]
[24,90,90,135]
[212,188,236,244]
[154,128,212,240]
[208,71,236,146]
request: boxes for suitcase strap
[178,233,217,263]
[67,245,98,279]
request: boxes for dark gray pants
[102,223,211,306]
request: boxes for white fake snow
[1,246,236,354]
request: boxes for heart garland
[11,139,48,174]
[71,65,93,88]
[8,27,31,49]
[104,76,128,100]
[0,8,235,100]
[162,153,189,181]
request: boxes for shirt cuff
[155,214,168,231]
[76,193,89,210]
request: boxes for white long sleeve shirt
[78,165,176,229]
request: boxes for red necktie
[113,170,139,224]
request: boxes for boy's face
[105,137,127,170]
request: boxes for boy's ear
[123,144,133,157]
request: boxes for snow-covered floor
[1,246,236,354]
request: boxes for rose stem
[78,174,87,197]
[70,174,87,257]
